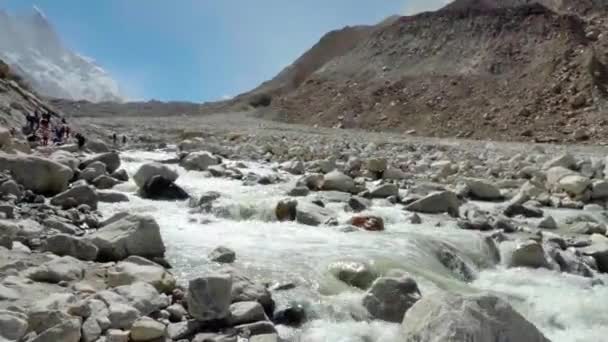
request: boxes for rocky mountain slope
[0,7,124,102]
[241,0,608,143]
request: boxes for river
[98,150,608,342]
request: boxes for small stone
[209,246,236,263]
[130,317,165,341]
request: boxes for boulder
[113,282,166,316]
[362,276,421,322]
[209,246,236,263]
[537,216,557,230]
[180,151,221,171]
[509,241,549,269]
[328,260,378,290]
[543,153,576,170]
[287,186,309,197]
[0,180,22,199]
[43,218,81,235]
[296,173,324,191]
[545,166,577,190]
[187,274,232,321]
[0,153,73,195]
[348,196,370,212]
[383,167,407,180]
[228,301,266,326]
[82,152,121,174]
[107,329,130,342]
[272,303,306,327]
[80,167,104,183]
[366,158,387,173]
[50,185,99,210]
[107,256,176,293]
[580,235,608,272]
[569,222,607,235]
[405,191,460,216]
[349,215,385,231]
[466,179,502,200]
[87,139,110,153]
[322,171,355,193]
[0,219,19,249]
[43,234,99,261]
[281,160,304,175]
[503,203,543,218]
[98,191,129,203]
[108,303,140,329]
[49,150,80,170]
[227,270,275,315]
[93,175,121,190]
[558,175,591,196]
[0,309,28,341]
[369,183,399,198]
[140,175,189,200]
[591,180,608,199]
[30,318,81,342]
[295,201,336,226]
[111,169,129,182]
[85,214,165,261]
[401,293,550,342]
[27,256,85,283]
[130,317,166,341]
[166,303,187,323]
[133,163,178,188]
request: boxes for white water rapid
[99,150,608,342]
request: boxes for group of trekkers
[24,109,70,146]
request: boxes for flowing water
[99,150,608,342]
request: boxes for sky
[1,0,448,102]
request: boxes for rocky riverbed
[2,113,608,341]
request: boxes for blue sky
[2,1,447,102]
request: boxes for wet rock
[591,180,608,199]
[348,196,370,212]
[296,173,324,191]
[322,170,355,193]
[133,162,178,188]
[287,186,309,197]
[141,175,189,200]
[537,216,558,229]
[226,269,275,315]
[295,201,336,226]
[369,183,398,198]
[363,276,421,323]
[275,199,297,221]
[87,139,110,153]
[209,246,236,263]
[465,179,502,200]
[349,215,385,231]
[281,160,304,175]
[366,158,387,174]
[82,315,102,342]
[503,203,543,218]
[407,213,422,224]
[509,241,549,269]
[401,293,550,342]
[107,256,176,293]
[436,246,475,282]
[457,203,492,231]
[82,152,121,174]
[50,185,99,210]
[43,234,99,261]
[80,166,105,183]
[44,217,81,235]
[328,260,378,290]
[0,180,22,199]
[228,301,266,325]
[27,256,85,283]
[86,214,166,261]
[0,153,73,195]
[187,274,232,321]
[180,151,221,171]
[166,303,187,323]
[569,222,607,235]
[93,175,121,190]
[554,249,593,278]
[98,191,129,203]
[111,169,129,182]
[272,303,306,327]
[235,321,277,337]
[405,191,460,216]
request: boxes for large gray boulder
[405,191,461,216]
[322,171,356,193]
[133,163,178,188]
[180,151,221,171]
[362,276,421,323]
[466,179,502,200]
[508,241,549,269]
[369,183,399,198]
[0,309,28,341]
[43,234,99,261]
[0,219,20,249]
[130,316,166,341]
[49,150,79,170]
[187,274,232,321]
[30,318,81,342]
[328,260,378,290]
[295,202,336,226]
[107,256,176,293]
[580,234,608,272]
[50,185,99,210]
[85,214,165,261]
[82,152,121,174]
[401,293,550,342]
[0,153,73,194]
[113,282,167,316]
[27,256,86,283]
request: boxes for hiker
[75,133,86,150]
[9,127,16,137]
[53,125,65,145]
[26,112,37,132]
[39,118,50,146]
[62,118,71,139]
[112,132,117,145]
[122,135,127,145]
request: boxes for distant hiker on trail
[53,125,65,145]
[75,133,86,150]
[26,112,37,131]
[112,132,117,145]
[122,135,127,145]
[39,118,49,145]
[62,118,71,139]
